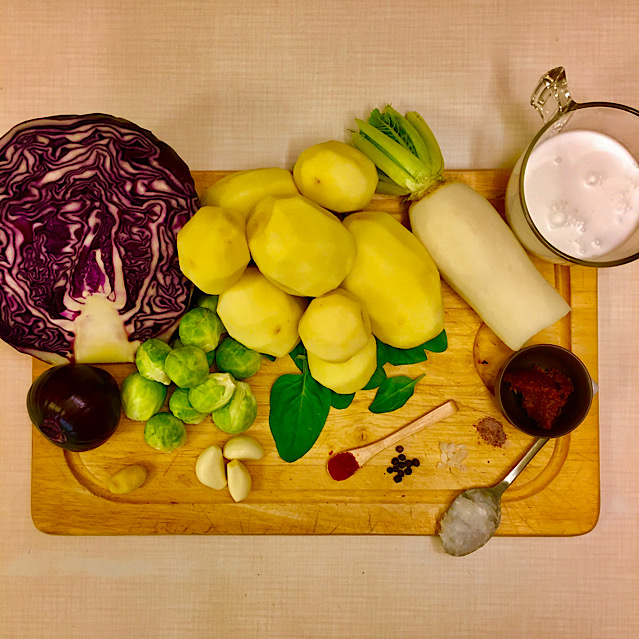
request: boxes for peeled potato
[307,334,377,394]
[247,194,356,298]
[342,211,444,349]
[298,289,371,363]
[217,267,307,358]
[201,168,299,220]
[293,140,378,212]
[177,206,250,294]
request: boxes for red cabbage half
[0,114,199,364]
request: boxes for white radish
[409,182,570,350]
[353,106,570,351]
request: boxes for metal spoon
[439,436,550,556]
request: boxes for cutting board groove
[30,169,599,536]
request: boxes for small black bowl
[494,344,594,438]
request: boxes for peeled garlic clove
[227,459,251,502]
[223,434,264,460]
[196,445,227,489]
[107,464,148,494]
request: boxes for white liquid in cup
[522,130,639,260]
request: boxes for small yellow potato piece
[177,206,250,294]
[247,194,356,298]
[299,289,371,363]
[107,464,148,495]
[217,267,307,358]
[293,140,378,213]
[201,168,299,220]
[227,459,252,502]
[342,211,445,349]
[195,445,227,490]
[223,435,265,460]
[307,334,377,394]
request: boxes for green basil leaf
[422,330,448,353]
[269,372,331,462]
[376,330,448,366]
[368,374,425,414]
[363,365,386,390]
[383,343,428,366]
[375,338,390,367]
[289,342,308,373]
[331,391,355,410]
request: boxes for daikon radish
[409,182,569,350]
[352,106,570,351]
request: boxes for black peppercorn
[393,474,403,483]
[395,445,404,453]
[398,453,406,462]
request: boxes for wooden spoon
[326,399,459,481]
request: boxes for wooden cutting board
[30,169,599,536]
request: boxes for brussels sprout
[215,336,263,380]
[211,380,257,434]
[164,345,209,388]
[189,372,237,413]
[178,307,223,352]
[170,336,214,370]
[168,387,207,424]
[144,412,187,452]
[197,294,219,313]
[121,372,167,421]
[135,338,172,384]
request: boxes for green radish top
[352,105,445,200]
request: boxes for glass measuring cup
[505,67,639,266]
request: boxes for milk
[522,130,639,259]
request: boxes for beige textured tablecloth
[1,1,638,637]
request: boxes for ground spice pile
[474,416,507,448]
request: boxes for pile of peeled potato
[176,140,445,395]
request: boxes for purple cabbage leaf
[0,114,199,364]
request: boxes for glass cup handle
[530,66,575,123]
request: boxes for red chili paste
[327,451,359,481]
[503,365,574,430]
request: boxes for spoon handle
[351,399,458,466]
[493,436,550,497]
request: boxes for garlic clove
[227,459,252,502]
[223,434,264,460]
[195,445,227,489]
[107,464,148,494]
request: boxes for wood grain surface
[30,169,599,536]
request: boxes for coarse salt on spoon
[326,399,458,481]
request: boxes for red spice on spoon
[327,451,360,481]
